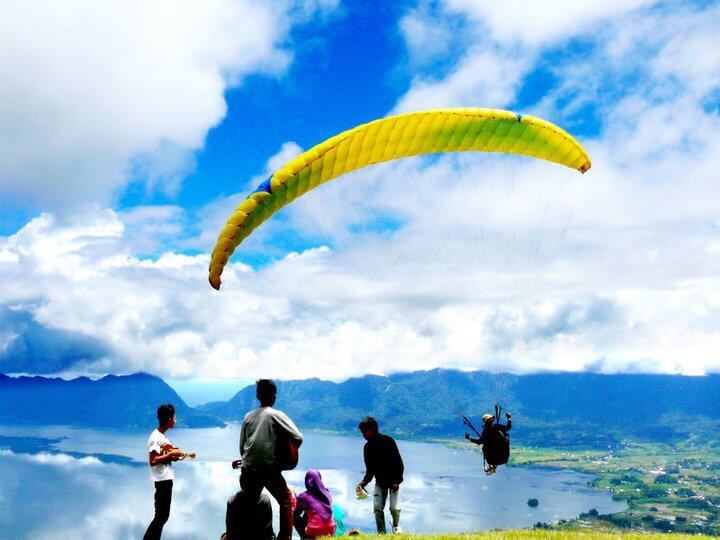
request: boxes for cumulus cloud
[394,48,533,112]
[0,0,338,210]
[395,0,688,114]
[0,435,624,537]
[2,143,719,379]
[441,0,655,47]
[0,450,232,539]
[0,306,112,373]
[1,1,719,380]
[190,141,305,255]
[117,204,186,254]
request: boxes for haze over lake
[0,425,625,539]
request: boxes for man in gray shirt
[232,379,302,540]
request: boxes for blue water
[0,425,625,539]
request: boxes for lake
[0,424,625,539]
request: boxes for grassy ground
[355,531,715,539]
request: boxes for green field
[497,441,719,535]
[440,435,719,535]
[357,531,715,539]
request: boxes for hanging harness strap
[461,415,482,438]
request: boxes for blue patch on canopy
[515,112,523,122]
[252,176,273,194]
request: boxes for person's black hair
[358,416,378,432]
[256,379,277,403]
[157,403,175,425]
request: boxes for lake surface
[0,424,625,539]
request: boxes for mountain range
[0,372,221,428]
[2,369,718,447]
[198,370,720,446]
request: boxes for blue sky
[122,3,407,218]
[2,0,719,388]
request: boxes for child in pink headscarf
[294,469,336,538]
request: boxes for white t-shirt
[147,428,174,482]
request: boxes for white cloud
[0,0,338,210]
[394,49,533,112]
[1,450,235,539]
[0,438,626,538]
[443,0,654,47]
[265,141,305,180]
[117,204,186,254]
[1,0,719,380]
[399,1,467,68]
[8,451,102,468]
[395,0,681,116]
[3,130,720,379]
[190,141,305,253]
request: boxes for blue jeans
[373,484,400,533]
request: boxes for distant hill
[198,369,720,447]
[2,369,717,446]
[0,373,222,429]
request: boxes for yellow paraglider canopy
[209,108,591,290]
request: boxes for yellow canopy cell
[209,108,591,290]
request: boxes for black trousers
[240,469,293,540]
[293,510,308,538]
[144,479,173,540]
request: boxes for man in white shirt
[232,379,303,540]
[144,403,186,540]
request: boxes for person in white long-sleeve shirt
[231,379,303,540]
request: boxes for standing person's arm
[359,444,374,488]
[233,420,247,469]
[148,449,182,466]
[273,410,304,446]
[148,448,185,467]
[148,433,182,465]
[389,438,404,491]
[239,419,248,453]
[499,414,512,433]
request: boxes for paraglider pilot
[465,409,512,475]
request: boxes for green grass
[355,531,715,539]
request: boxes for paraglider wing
[209,108,591,290]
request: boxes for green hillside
[199,369,720,447]
[500,441,720,535]
[357,531,715,539]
